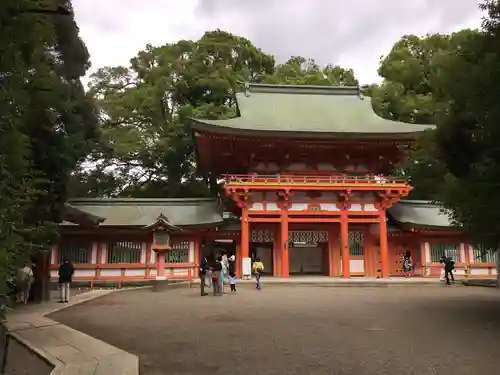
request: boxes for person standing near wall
[58,259,74,303]
[199,254,209,296]
[228,255,237,292]
[220,250,229,294]
[252,258,264,291]
[212,256,223,296]
[402,251,413,278]
[17,262,34,304]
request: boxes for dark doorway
[251,242,273,275]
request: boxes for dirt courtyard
[49,285,500,375]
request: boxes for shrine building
[52,84,498,285]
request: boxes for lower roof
[388,200,454,228]
[63,198,223,227]
[63,198,453,230]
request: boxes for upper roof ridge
[246,83,360,96]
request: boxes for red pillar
[193,235,201,278]
[156,250,166,279]
[379,210,389,278]
[341,210,350,278]
[241,208,249,277]
[281,213,289,277]
[236,243,242,277]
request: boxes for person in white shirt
[17,263,34,304]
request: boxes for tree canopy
[0,0,97,291]
[78,31,359,199]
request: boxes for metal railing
[222,174,410,187]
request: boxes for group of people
[199,251,265,296]
[402,251,456,284]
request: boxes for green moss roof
[62,198,223,227]
[190,84,436,139]
[388,201,454,228]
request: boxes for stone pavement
[3,289,140,375]
[49,284,500,375]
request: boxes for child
[228,255,237,292]
[252,258,264,290]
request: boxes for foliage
[368,30,481,200]
[0,0,96,291]
[263,56,358,86]
[432,0,500,248]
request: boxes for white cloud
[73,0,484,85]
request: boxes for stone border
[1,288,142,375]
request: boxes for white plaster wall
[249,202,264,211]
[350,259,365,273]
[140,242,147,264]
[470,268,490,275]
[424,242,431,264]
[91,242,98,264]
[101,243,107,264]
[266,203,280,211]
[101,269,122,277]
[74,269,96,278]
[459,243,466,263]
[150,269,157,276]
[339,260,365,273]
[124,269,146,277]
[317,163,336,171]
[50,270,58,279]
[287,163,307,171]
[364,203,377,211]
[189,241,195,263]
[289,203,309,211]
[320,204,339,211]
[50,246,57,264]
[468,245,475,263]
[349,204,363,212]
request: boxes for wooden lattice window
[108,241,141,263]
[430,243,459,263]
[167,241,189,264]
[59,242,92,264]
[473,245,498,263]
[348,231,364,256]
[289,231,328,244]
[251,230,273,243]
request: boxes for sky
[72,0,484,86]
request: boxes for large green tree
[0,0,96,297]
[433,0,500,254]
[368,30,480,200]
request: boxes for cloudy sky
[73,0,483,85]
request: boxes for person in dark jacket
[440,255,455,285]
[199,255,209,296]
[228,255,237,292]
[211,256,223,296]
[58,259,74,303]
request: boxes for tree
[369,30,480,200]
[84,30,276,198]
[433,0,500,255]
[264,56,358,86]
[0,0,96,300]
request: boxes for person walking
[17,262,34,304]
[440,255,455,285]
[58,259,74,303]
[252,258,264,290]
[199,254,209,296]
[220,250,229,294]
[402,251,413,278]
[228,255,237,292]
[211,256,223,296]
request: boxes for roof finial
[244,82,250,97]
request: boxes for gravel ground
[49,285,500,375]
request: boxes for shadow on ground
[49,286,500,375]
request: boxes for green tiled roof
[389,201,454,228]
[63,198,223,227]
[190,84,436,139]
[63,203,105,226]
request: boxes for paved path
[49,285,500,375]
